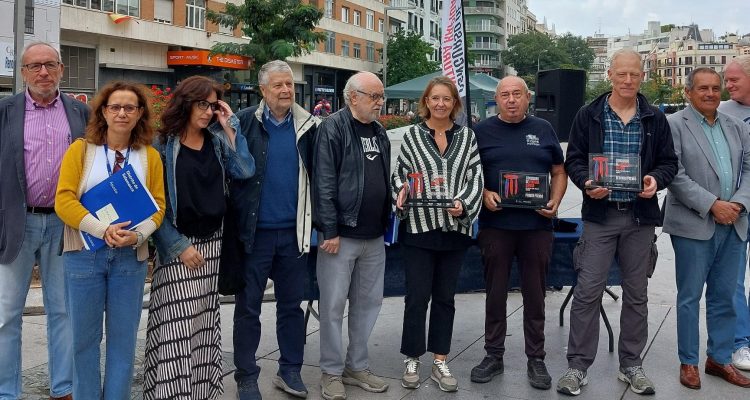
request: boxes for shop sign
[167,51,252,70]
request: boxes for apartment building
[1,0,61,96]
[645,39,737,87]
[464,0,505,77]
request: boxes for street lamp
[537,49,548,74]
[382,5,411,91]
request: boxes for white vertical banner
[440,0,469,125]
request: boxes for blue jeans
[672,225,743,365]
[234,228,306,384]
[735,226,750,350]
[0,212,73,399]
[64,246,147,400]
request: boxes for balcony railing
[471,59,501,68]
[470,42,501,51]
[465,24,505,35]
[464,6,505,18]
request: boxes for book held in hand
[79,164,158,251]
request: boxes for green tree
[556,33,595,71]
[661,24,676,33]
[586,79,612,102]
[207,0,325,75]
[384,29,440,86]
[640,74,683,104]
[501,32,561,79]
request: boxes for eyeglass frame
[497,90,526,101]
[195,100,220,111]
[104,104,141,115]
[22,61,62,73]
[354,89,386,102]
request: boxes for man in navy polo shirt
[470,76,566,390]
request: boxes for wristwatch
[132,231,144,249]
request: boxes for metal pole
[383,10,388,90]
[14,0,26,94]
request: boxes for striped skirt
[143,229,224,400]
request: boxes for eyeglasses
[498,91,525,100]
[104,104,140,114]
[196,100,220,111]
[355,90,386,102]
[22,61,61,73]
[428,95,454,104]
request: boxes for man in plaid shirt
[558,48,678,396]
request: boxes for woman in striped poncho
[392,76,484,392]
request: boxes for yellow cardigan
[55,138,166,261]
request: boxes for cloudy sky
[530,0,750,38]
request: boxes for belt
[608,201,633,212]
[26,206,55,214]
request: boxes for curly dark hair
[85,81,153,149]
[158,76,224,143]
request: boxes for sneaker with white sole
[402,357,421,389]
[556,368,587,396]
[618,365,655,395]
[431,359,458,392]
[320,374,346,400]
[342,368,389,392]
[732,347,750,371]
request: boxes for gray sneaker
[431,359,458,392]
[342,368,389,392]
[320,373,346,400]
[618,366,655,395]
[402,357,421,389]
[556,368,587,396]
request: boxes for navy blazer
[0,92,89,264]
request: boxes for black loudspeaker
[535,69,586,142]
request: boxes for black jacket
[312,106,391,240]
[230,102,317,252]
[564,92,678,225]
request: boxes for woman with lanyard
[55,81,166,399]
[392,76,484,392]
[144,76,254,399]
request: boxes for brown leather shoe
[50,395,72,400]
[705,357,750,388]
[679,364,701,389]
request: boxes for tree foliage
[384,29,440,86]
[640,74,684,104]
[207,0,325,75]
[501,32,595,88]
[585,79,612,102]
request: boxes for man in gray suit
[0,42,89,399]
[664,67,750,390]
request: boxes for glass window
[186,0,205,29]
[341,6,349,23]
[366,41,374,61]
[154,0,173,23]
[353,43,361,59]
[25,0,34,34]
[353,10,360,26]
[366,10,374,30]
[324,31,335,53]
[324,0,333,18]
[342,40,350,57]
[378,18,383,32]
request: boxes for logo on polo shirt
[526,134,540,146]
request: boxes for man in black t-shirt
[470,76,567,390]
[312,71,392,400]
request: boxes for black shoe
[471,355,504,383]
[527,358,552,390]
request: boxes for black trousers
[478,228,553,359]
[399,244,467,357]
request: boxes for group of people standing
[2,40,750,400]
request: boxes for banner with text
[440,0,468,125]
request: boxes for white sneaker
[732,347,750,371]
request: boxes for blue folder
[79,164,158,251]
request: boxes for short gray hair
[610,48,644,72]
[258,60,293,86]
[727,55,750,77]
[685,67,721,90]
[343,72,366,106]
[495,75,529,93]
[22,41,61,63]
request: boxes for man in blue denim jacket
[230,60,319,400]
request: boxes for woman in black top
[144,76,254,399]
